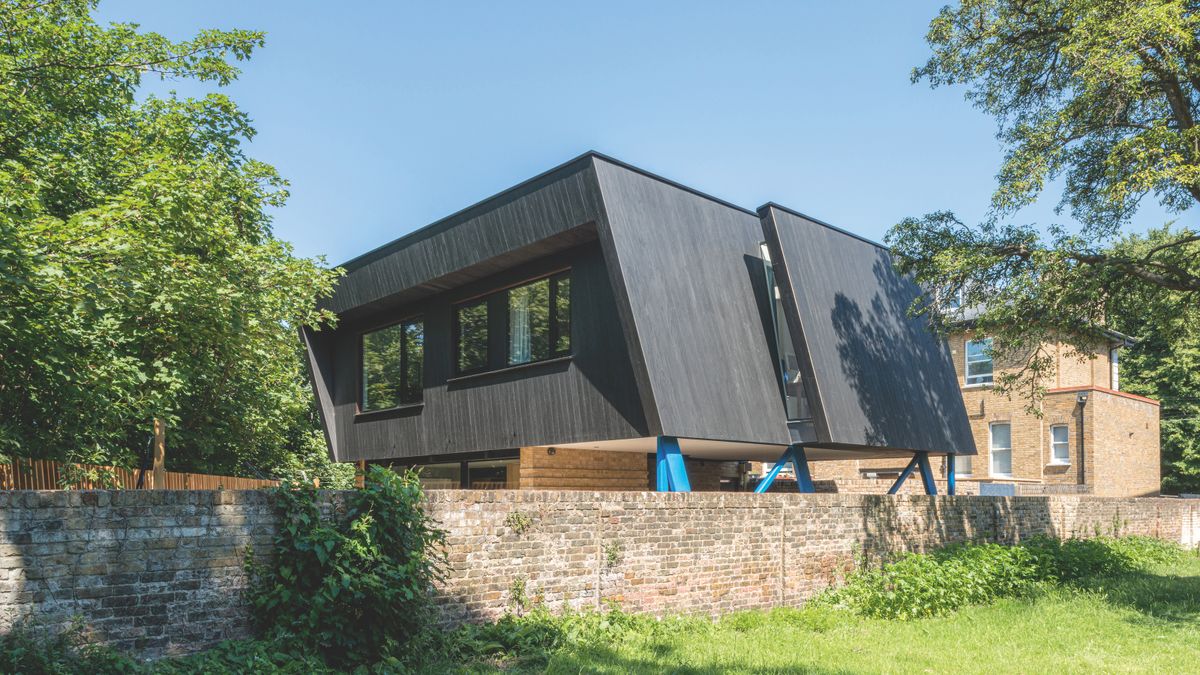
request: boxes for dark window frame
[358,315,425,413]
[452,268,573,376]
[505,271,571,368]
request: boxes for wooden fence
[0,458,279,491]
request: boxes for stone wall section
[1,489,1196,660]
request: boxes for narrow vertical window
[506,272,570,366]
[553,273,571,355]
[402,320,424,403]
[455,300,489,374]
[990,422,1012,477]
[361,317,423,411]
[965,338,994,385]
[1050,425,1069,465]
[1110,347,1120,391]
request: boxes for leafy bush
[822,536,1188,620]
[0,618,139,674]
[153,638,331,674]
[444,604,706,667]
[247,466,446,668]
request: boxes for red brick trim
[1046,385,1159,406]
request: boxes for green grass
[506,553,1200,674]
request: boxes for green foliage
[822,535,1187,620]
[247,466,447,668]
[0,617,140,674]
[604,540,622,568]
[152,638,331,674]
[505,510,534,535]
[887,0,1200,421]
[0,0,341,479]
[443,604,707,670]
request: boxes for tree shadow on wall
[828,251,974,452]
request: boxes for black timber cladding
[305,151,975,463]
[759,204,976,455]
[592,159,791,446]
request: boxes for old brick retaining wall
[1,490,1197,659]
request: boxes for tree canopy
[889,0,1200,490]
[0,0,347,485]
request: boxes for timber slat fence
[0,458,278,490]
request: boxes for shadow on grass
[1079,568,1200,625]
[542,637,857,675]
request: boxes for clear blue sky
[95,1,1179,265]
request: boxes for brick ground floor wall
[1,490,1197,660]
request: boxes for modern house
[302,152,976,494]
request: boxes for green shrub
[153,639,331,674]
[247,466,447,668]
[0,618,140,674]
[822,536,1187,620]
[444,604,707,667]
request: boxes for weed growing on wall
[246,466,446,668]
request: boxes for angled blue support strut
[754,445,814,493]
[947,454,956,496]
[655,436,691,492]
[888,452,939,495]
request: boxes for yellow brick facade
[812,331,1160,497]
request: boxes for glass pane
[958,454,973,475]
[993,449,1012,475]
[402,320,423,403]
[1051,425,1068,444]
[467,459,519,489]
[508,279,550,365]
[554,275,571,354]
[456,301,488,373]
[990,423,1011,450]
[416,462,461,490]
[362,324,403,411]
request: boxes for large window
[990,422,1012,477]
[455,271,572,375]
[965,338,994,385]
[507,272,570,366]
[361,318,423,411]
[409,457,519,490]
[1050,425,1070,465]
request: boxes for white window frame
[965,338,994,386]
[1110,347,1120,391]
[989,422,1013,478]
[1049,425,1070,465]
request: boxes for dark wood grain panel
[593,160,793,446]
[760,204,976,455]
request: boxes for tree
[0,0,346,483]
[888,0,1200,488]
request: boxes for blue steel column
[887,454,920,495]
[793,446,815,493]
[915,452,937,495]
[754,445,814,494]
[946,454,956,496]
[656,436,691,492]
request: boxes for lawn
[525,553,1200,674]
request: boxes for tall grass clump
[821,535,1188,620]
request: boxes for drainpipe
[1076,392,1088,488]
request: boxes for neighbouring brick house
[809,331,1161,498]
